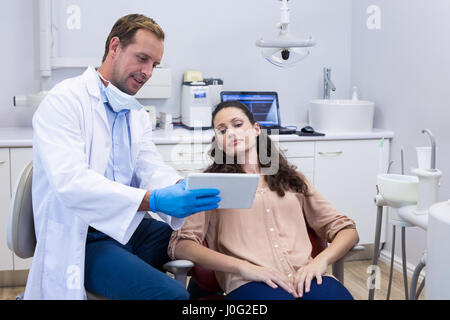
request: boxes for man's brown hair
[102,14,165,63]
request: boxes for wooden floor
[332,259,424,300]
[0,259,424,300]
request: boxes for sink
[377,174,419,208]
[309,99,375,132]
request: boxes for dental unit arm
[412,128,442,214]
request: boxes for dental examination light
[256,0,315,67]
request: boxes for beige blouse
[168,175,357,294]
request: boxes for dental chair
[163,222,364,300]
[6,160,194,300]
[6,160,198,300]
[7,161,107,300]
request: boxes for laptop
[220,91,297,135]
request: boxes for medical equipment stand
[368,160,393,300]
[386,146,411,299]
[370,192,413,300]
[368,195,385,300]
[371,206,425,300]
[386,217,414,300]
[369,154,423,300]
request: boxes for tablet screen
[186,173,260,209]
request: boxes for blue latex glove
[149,182,220,218]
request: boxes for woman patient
[168,100,359,300]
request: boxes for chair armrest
[332,245,365,284]
[163,260,194,287]
[342,245,365,260]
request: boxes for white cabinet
[0,148,13,270]
[156,143,212,177]
[277,141,315,183]
[289,158,314,185]
[314,140,389,244]
[10,148,33,270]
[156,143,211,164]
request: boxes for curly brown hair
[204,100,309,197]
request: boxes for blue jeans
[84,218,189,300]
[226,276,354,300]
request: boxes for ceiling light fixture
[256,0,316,67]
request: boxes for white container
[309,99,375,133]
[144,106,157,130]
[376,173,419,208]
[416,147,432,169]
[351,86,359,101]
[135,68,172,99]
[159,112,173,124]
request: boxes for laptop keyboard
[264,127,297,135]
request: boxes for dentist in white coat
[25,14,220,300]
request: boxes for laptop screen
[220,91,280,127]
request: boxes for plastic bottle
[351,86,359,101]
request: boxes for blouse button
[280,257,285,262]
[274,244,279,248]
[266,208,271,213]
[269,228,274,232]
[288,273,293,278]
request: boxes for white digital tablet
[186,173,260,209]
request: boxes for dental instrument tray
[186,173,260,209]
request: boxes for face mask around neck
[98,72,143,112]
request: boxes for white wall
[0,0,353,127]
[351,0,450,266]
[0,0,41,128]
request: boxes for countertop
[0,126,394,148]
[0,127,34,147]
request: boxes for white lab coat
[25,66,183,300]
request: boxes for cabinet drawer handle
[318,151,343,156]
[177,151,205,156]
[0,160,6,165]
[178,168,203,172]
[280,148,289,152]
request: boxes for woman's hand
[237,261,297,297]
[294,257,329,298]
